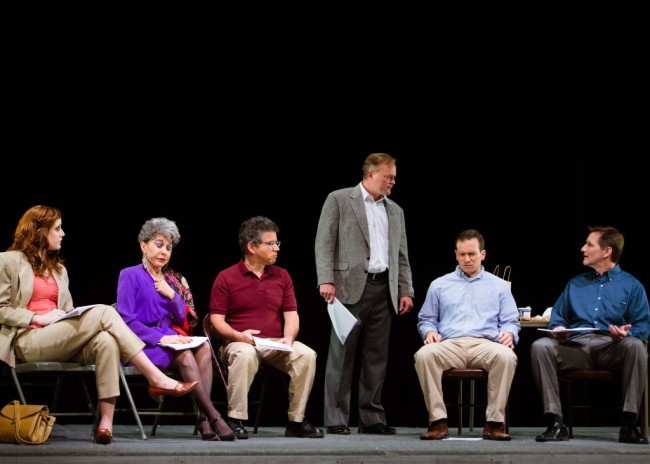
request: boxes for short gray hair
[138,217,181,246]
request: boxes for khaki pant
[414,337,518,423]
[222,340,317,423]
[15,305,145,399]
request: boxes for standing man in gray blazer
[315,152,415,435]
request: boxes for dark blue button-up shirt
[549,264,650,340]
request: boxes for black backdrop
[3,1,648,428]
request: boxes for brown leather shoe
[482,421,511,441]
[420,420,449,440]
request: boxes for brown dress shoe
[420,421,449,440]
[482,421,511,441]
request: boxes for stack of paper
[159,336,208,351]
[54,304,101,323]
[538,327,599,334]
[253,337,294,352]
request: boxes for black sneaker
[225,417,249,439]
[285,419,325,438]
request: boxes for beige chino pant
[414,336,517,424]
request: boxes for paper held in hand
[327,297,359,344]
[159,336,208,351]
[53,304,102,322]
[253,337,294,352]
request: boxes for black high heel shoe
[212,416,237,441]
[197,417,218,441]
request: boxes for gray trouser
[530,333,648,417]
[323,277,393,428]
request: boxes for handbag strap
[492,265,512,282]
[13,400,49,445]
[10,400,27,445]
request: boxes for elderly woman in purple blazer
[116,217,234,441]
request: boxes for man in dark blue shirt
[531,226,650,444]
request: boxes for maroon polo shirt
[209,260,297,338]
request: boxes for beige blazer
[0,251,74,367]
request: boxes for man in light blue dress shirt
[414,229,520,441]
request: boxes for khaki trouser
[223,340,317,423]
[14,304,145,399]
[414,336,518,423]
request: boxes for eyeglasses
[260,240,281,248]
[383,174,396,182]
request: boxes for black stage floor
[1,425,649,464]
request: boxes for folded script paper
[327,298,358,344]
[537,328,599,334]
[159,336,208,351]
[253,337,294,352]
[54,304,101,322]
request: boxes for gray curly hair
[138,217,181,246]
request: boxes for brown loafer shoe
[420,420,449,440]
[482,421,511,441]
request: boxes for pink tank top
[26,272,59,329]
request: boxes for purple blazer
[116,264,186,369]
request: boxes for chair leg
[118,368,148,440]
[51,373,65,413]
[149,395,199,437]
[150,396,167,436]
[457,379,463,435]
[254,376,270,434]
[188,396,200,436]
[12,367,97,429]
[642,373,648,439]
[563,381,574,439]
[469,379,475,432]
[10,368,27,404]
[76,373,99,430]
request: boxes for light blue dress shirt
[417,266,520,344]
